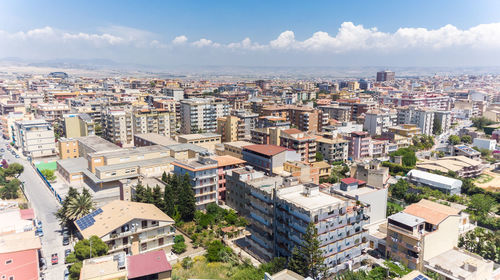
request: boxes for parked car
[36,220,42,228]
[15,155,19,158]
[62,236,70,246]
[36,228,44,237]
[64,268,69,280]
[51,253,58,265]
[0,148,4,152]
[39,257,46,270]
[64,249,71,257]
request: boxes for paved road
[1,139,69,280]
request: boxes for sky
[1,0,500,68]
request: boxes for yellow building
[216,116,244,142]
[388,124,421,137]
[283,161,319,184]
[63,113,95,138]
[386,199,461,270]
[58,138,79,159]
[177,133,221,151]
[310,161,331,181]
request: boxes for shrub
[174,235,185,244]
[172,242,187,254]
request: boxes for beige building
[424,248,493,280]
[177,133,221,151]
[58,138,80,159]
[388,124,421,137]
[35,102,70,123]
[216,115,245,142]
[316,137,349,163]
[103,109,134,147]
[180,98,230,134]
[216,140,253,159]
[63,113,95,138]
[350,159,390,189]
[416,156,484,178]
[75,200,175,256]
[133,109,176,138]
[13,119,56,158]
[386,200,461,270]
[1,112,35,142]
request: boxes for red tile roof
[341,178,366,185]
[127,250,172,279]
[283,128,302,135]
[243,144,287,156]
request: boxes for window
[123,237,128,244]
[142,220,148,229]
[5,259,12,265]
[9,277,13,280]
[141,243,147,251]
[151,221,157,226]
[158,238,164,246]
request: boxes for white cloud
[270,30,296,49]
[192,38,220,48]
[172,35,188,44]
[227,37,265,50]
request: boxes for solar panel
[75,208,103,230]
[413,275,429,280]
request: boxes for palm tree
[66,189,95,221]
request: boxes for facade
[387,124,421,137]
[396,107,435,135]
[279,129,317,163]
[472,138,496,151]
[58,138,79,159]
[103,109,133,147]
[180,98,230,134]
[35,102,70,122]
[13,119,56,158]
[0,111,35,142]
[74,200,175,255]
[133,109,176,138]
[349,131,372,160]
[386,200,461,270]
[172,156,219,209]
[452,145,481,160]
[363,109,398,136]
[416,156,484,178]
[316,137,349,163]
[216,115,245,142]
[319,105,352,122]
[376,70,395,82]
[433,111,452,134]
[242,144,292,174]
[0,231,41,280]
[63,113,95,138]
[218,141,253,159]
[350,160,390,189]
[211,155,246,201]
[177,133,221,150]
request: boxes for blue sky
[1,0,500,67]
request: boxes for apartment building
[350,160,390,189]
[387,124,421,137]
[338,100,377,120]
[152,98,180,128]
[163,87,184,101]
[216,115,245,142]
[1,111,35,141]
[416,156,484,178]
[63,113,95,138]
[316,137,349,163]
[283,161,320,184]
[0,230,41,280]
[348,131,372,160]
[319,105,352,122]
[433,111,452,134]
[376,70,395,82]
[133,109,176,138]
[180,98,230,134]
[216,140,253,159]
[386,199,461,270]
[35,102,71,122]
[74,200,175,256]
[58,137,80,159]
[103,109,134,147]
[279,129,317,163]
[233,110,259,138]
[13,119,56,158]
[452,145,481,160]
[382,93,451,111]
[396,106,435,135]
[256,116,291,128]
[363,109,398,136]
[211,155,246,202]
[172,156,219,209]
[177,133,221,150]
[250,127,284,146]
[242,144,300,174]
[261,105,327,133]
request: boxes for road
[1,138,69,280]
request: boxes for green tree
[59,188,95,223]
[56,187,79,226]
[152,185,165,210]
[471,117,495,131]
[387,201,403,216]
[448,135,461,145]
[205,240,233,262]
[468,194,495,216]
[41,169,57,181]
[433,118,442,135]
[68,236,108,279]
[389,179,409,200]
[390,148,417,167]
[177,173,196,221]
[0,179,20,199]
[460,135,472,144]
[288,223,327,280]
[163,184,176,217]
[315,152,324,162]
[172,241,187,254]
[5,163,24,177]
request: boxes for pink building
[0,231,41,280]
[349,131,372,160]
[212,155,246,202]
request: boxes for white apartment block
[133,109,176,138]
[434,111,452,134]
[363,109,398,136]
[13,119,56,158]
[103,109,134,147]
[180,98,230,134]
[397,107,435,135]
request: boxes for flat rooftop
[134,133,179,146]
[57,157,88,173]
[388,212,425,227]
[425,248,493,279]
[178,133,221,140]
[77,135,121,152]
[279,185,344,211]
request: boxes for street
[1,138,69,280]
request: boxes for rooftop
[403,199,460,225]
[80,253,127,280]
[425,248,493,280]
[177,133,221,141]
[243,144,288,156]
[0,230,41,253]
[134,133,179,146]
[77,135,121,153]
[127,250,172,279]
[164,143,207,153]
[75,200,174,239]
[279,185,344,211]
[212,155,246,167]
[388,212,425,228]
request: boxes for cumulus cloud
[172,35,188,44]
[191,38,220,48]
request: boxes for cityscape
[0,1,499,280]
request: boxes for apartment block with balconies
[180,98,230,134]
[103,109,133,147]
[133,108,176,138]
[280,128,317,163]
[74,200,175,256]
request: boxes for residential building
[416,156,484,178]
[216,115,245,142]
[350,160,390,189]
[407,169,462,195]
[452,145,481,160]
[242,144,297,174]
[433,111,452,134]
[348,131,372,160]
[311,161,331,181]
[279,129,317,163]
[133,109,176,138]
[180,98,230,134]
[376,70,395,82]
[13,119,56,158]
[363,109,398,136]
[233,110,259,138]
[0,231,41,280]
[63,113,95,138]
[387,124,421,137]
[251,127,283,146]
[211,155,246,201]
[177,133,221,150]
[172,156,219,209]
[103,109,134,147]
[382,94,450,111]
[472,138,496,151]
[396,107,435,135]
[338,100,377,120]
[319,105,352,122]
[261,105,327,133]
[35,102,70,123]
[163,87,184,101]
[58,137,80,159]
[316,137,349,163]
[423,248,494,280]
[283,161,320,184]
[74,200,176,255]
[385,199,461,270]
[216,140,253,159]
[0,111,35,142]
[257,116,291,128]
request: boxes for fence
[33,164,63,204]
